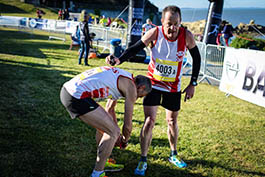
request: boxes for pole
[127,0,144,47]
[127,0,146,62]
[202,0,224,44]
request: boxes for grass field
[0,26,265,177]
[0,0,58,19]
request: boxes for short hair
[162,5,182,21]
[80,10,88,22]
[146,18,151,23]
[134,75,152,93]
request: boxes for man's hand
[115,134,128,149]
[182,84,195,102]
[105,55,120,66]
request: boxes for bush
[230,34,265,51]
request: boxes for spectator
[58,9,63,20]
[216,21,226,46]
[222,23,233,46]
[69,25,80,50]
[99,15,107,27]
[142,18,153,36]
[107,17,112,27]
[216,26,223,46]
[88,16,94,24]
[78,10,92,66]
[36,8,45,19]
[64,9,70,20]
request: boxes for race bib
[78,67,103,80]
[153,58,178,82]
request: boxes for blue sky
[149,0,265,9]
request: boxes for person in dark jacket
[222,23,233,46]
[78,10,92,66]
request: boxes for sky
[149,0,265,10]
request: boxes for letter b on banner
[242,63,256,91]
[242,62,265,96]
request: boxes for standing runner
[106,5,201,176]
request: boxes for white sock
[91,170,104,177]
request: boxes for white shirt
[64,66,133,100]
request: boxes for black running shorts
[60,87,99,119]
[143,88,181,111]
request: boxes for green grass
[0,27,265,177]
[0,0,58,19]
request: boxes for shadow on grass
[0,59,79,71]
[0,59,195,177]
[111,147,204,177]
[2,59,262,177]
[0,60,99,177]
[0,3,27,13]
[128,135,169,149]
[187,159,265,177]
[0,29,69,59]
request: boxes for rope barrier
[234,34,254,41]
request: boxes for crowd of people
[58,8,70,20]
[69,12,124,64]
[61,5,202,177]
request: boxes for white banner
[219,47,265,108]
[65,21,79,34]
[0,16,27,27]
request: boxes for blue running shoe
[168,155,187,168]
[134,161,147,176]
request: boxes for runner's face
[137,86,148,98]
[162,11,181,40]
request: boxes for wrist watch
[190,81,198,86]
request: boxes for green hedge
[230,34,265,51]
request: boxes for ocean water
[181,8,265,27]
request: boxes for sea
[181,8,265,39]
[181,8,265,27]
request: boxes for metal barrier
[48,20,66,42]
[196,41,207,75]
[89,25,127,52]
[200,44,226,84]
[183,41,206,76]
[185,42,226,85]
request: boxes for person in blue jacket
[78,10,92,66]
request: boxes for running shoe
[134,161,147,176]
[168,155,187,168]
[99,172,107,177]
[90,172,107,177]
[104,158,124,172]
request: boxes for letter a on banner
[219,47,265,108]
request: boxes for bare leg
[69,44,72,50]
[105,99,117,124]
[96,129,103,146]
[165,110,179,151]
[140,106,158,156]
[79,106,120,171]
[95,99,118,146]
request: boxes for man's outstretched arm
[106,27,157,65]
